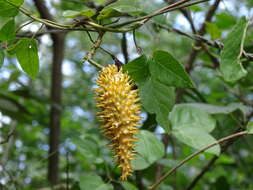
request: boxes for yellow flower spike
[95,64,141,181]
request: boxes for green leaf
[132,130,165,170]
[206,22,221,40]
[152,50,195,88]
[121,182,138,190]
[0,0,22,17]
[63,9,95,18]
[169,104,220,155]
[123,55,149,83]
[220,17,248,83]
[97,8,123,20]
[7,0,24,6]
[73,136,101,163]
[169,104,216,133]
[214,176,230,190]
[0,19,15,41]
[106,0,144,16]
[0,48,4,68]
[186,103,250,116]
[79,174,113,190]
[124,55,175,131]
[215,12,236,30]
[246,122,253,134]
[140,75,175,132]
[14,38,39,79]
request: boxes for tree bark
[33,0,66,185]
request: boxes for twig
[155,23,252,60]
[15,19,34,33]
[149,130,249,190]
[133,30,142,54]
[0,124,16,144]
[81,32,105,69]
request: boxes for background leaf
[14,38,39,79]
[79,174,113,190]
[121,182,138,190]
[220,17,248,82]
[0,18,15,41]
[132,130,165,170]
[8,0,24,6]
[206,22,221,40]
[62,9,95,18]
[186,103,250,116]
[0,48,4,68]
[169,104,220,155]
[246,122,253,134]
[169,104,216,132]
[0,0,22,17]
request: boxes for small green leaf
[206,22,221,40]
[169,104,220,155]
[79,174,113,190]
[246,122,253,134]
[0,19,15,41]
[132,130,165,170]
[123,55,149,83]
[152,50,195,88]
[97,8,123,20]
[220,17,248,83]
[15,38,39,79]
[0,48,4,68]
[0,0,22,17]
[63,9,95,18]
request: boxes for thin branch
[0,124,16,144]
[81,32,105,69]
[155,23,253,60]
[10,0,211,34]
[149,130,249,190]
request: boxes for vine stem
[148,130,249,190]
[13,0,210,33]
[80,32,105,69]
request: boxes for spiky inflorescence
[95,64,141,180]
